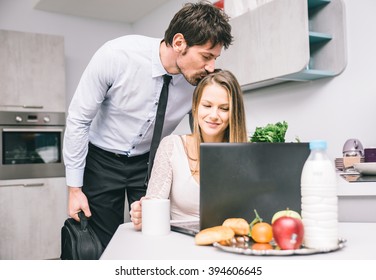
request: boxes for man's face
[176,42,223,86]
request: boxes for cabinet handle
[0,184,22,187]
[22,105,44,109]
[24,183,45,187]
[0,183,45,187]
[0,104,44,109]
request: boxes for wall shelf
[279,69,335,81]
[309,31,332,44]
[308,0,331,9]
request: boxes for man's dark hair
[164,1,233,49]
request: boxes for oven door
[0,127,65,180]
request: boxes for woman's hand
[130,197,144,231]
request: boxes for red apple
[272,216,304,250]
[271,209,301,224]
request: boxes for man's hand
[68,186,91,221]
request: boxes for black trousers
[83,143,149,249]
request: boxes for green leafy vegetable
[250,121,288,143]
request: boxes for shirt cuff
[65,167,85,187]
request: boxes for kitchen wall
[1,0,375,160]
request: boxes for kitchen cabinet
[337,176,376,223]
[0,177,68,259]
[0,30,65,112]
[217,0,347,91]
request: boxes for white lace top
[145,134,199,220]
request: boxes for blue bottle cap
[309,140,327,150]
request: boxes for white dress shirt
[63,35,195,187]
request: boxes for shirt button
[132,146,135,149]
[147,119,151,122]
[155,102,158,105]
[139,134,142,137]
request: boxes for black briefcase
[60,211,103,260]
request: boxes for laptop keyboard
[171,220,200,231]
[181,221,200,231]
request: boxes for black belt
[88,142,149,160]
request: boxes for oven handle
[0,105,44,109]
[0,183,45,188]
[2,128,64,132]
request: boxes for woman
[130,70,248,230]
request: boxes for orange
[251,242,273,250]
[250,222,273,243]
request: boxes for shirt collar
[152,39,168,78]
[152,39,184,85]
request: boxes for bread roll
[195,226,235,245]
[222,218,250,235]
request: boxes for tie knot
[163,74,172,85]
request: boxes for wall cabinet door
[0,30,66,112]
[217,0,347,91]
[0,177,68,260]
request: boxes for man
[63,1,233,248]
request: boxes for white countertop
[337,173,376,196]
[100,222,376,260]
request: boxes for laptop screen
[199,142,310,229]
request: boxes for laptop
[171,142,310,236]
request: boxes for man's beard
[176,63,206,86]
[176,49,207,86]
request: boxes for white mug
[142,198,170,236]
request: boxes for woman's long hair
[191,69,248,163]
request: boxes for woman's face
[197,82,230,142]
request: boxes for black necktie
[145,74,172,186]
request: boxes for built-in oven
[0,111,65,180]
